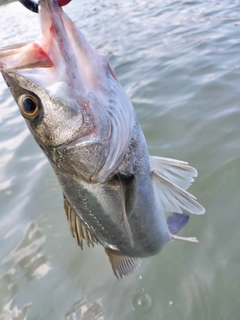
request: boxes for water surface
[0,0,240,319]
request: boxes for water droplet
[138,275,142,280]
[169,301,173,305]
[131,287,154,314]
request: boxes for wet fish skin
[4,69,169,258]
[0,0,205,277]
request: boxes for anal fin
[63,194,98,249]
[105,248,141,279]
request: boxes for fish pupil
[23,98,37,113]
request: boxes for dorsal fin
[63,194,99,249]
[105,248,141,279]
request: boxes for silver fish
[0,0,205,278]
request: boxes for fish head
[0,0,116,149]
[2,69,88,151]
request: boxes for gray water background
[0,0,240,319]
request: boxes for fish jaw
[0,0,115,148]
[36,0,86,92]
[0,0,114,105]
[0,42,53,71]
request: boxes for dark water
[0,0,240,319]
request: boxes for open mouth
[0,42,53,72]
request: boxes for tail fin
[151,156,205,215]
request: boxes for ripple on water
[130,287,154,314]
[0,221,49,318]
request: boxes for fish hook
[18,0,72,13]
[18,0,38,13]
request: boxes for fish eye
[18,94,40,120]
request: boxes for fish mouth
[0,0,59,73]
[0,0,86,92]
[1,0,111,106]
[0,41,53,71]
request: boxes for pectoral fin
[63,195,98,249]
[117,173,134,247]
[105,248,141,279]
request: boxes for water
[0,0,239,319]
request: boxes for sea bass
[0,0,205,278]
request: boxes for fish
[0,0,205,279]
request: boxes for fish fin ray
[167,212,189,234]
[152,168,205,215]
[63,194,99,249]
[105,248,141,279]
[171,235,199,243]
[151,156,198,190]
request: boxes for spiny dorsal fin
[63,195,98,249]
[105,248,141,279]
[151,156,205,215]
